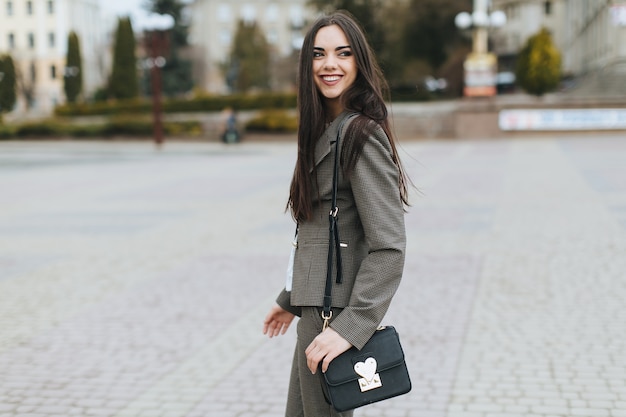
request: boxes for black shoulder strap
[322,113,357,328]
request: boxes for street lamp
[0,71,4,116]
[455,0,506,97]
[143,13,174,146]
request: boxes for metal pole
[473,0,489,54]
[150,31,164,146]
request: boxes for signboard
[464,52,497,97]
[499,109,626,131]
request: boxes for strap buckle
[330,207,339,217]
[321,309,333,331]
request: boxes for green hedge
[0,118,203,139]
[55,92,297,117]
[245,109,298,133]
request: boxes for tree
[0,54,17,122]
[109,17,139,99]
[144,0,194,96]
[226,20,271,93]
[64,31,83,103]
[516,27,561,96]
[403,0,471,72]
[308,0,386,66]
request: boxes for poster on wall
[499,109,626,131]
[464,53,497,97]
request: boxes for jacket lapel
[311,111,352,172]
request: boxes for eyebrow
[313,45,351,52]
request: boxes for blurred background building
[2,0,626,118]
[187,0,314,94]
[492,0,626,96]
[0,0,109,115]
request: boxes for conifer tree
[109,17,139,99]
[516,28,562,96]
[0,54,17,122]
[64,31,83,103]
[227,20,270,93]
[145,0,193,96]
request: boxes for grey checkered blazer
[276,111,406,350]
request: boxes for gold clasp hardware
[354,357,383,392]
[321,310,333,331]
[330,207,339,217]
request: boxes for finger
[307,354,320,374]
[321,351,336,373]
[306,348,325,374]
[262,320,271,335]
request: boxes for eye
[339,50,352,57]
[313,51,323,58]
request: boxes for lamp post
[455,0,506,97]
[143,14,174,146]
[0,71,4,117]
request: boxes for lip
[319,75,343,85]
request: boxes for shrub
[0,124,15,139]
[0,118,203,139]
[15,120,64,137]
[516,28,562,96]
[54,92,297,117]
[245,109,298,133]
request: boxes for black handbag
[319,116,411,412]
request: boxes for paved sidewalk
[0,135,625,417]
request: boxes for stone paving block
[1,137,625,417]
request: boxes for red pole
[150,31,164,146]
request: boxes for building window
[217,4,231,23]
[266,4,279,22]
[8,33,15,49]
[545,1,552,15]
[27,0,33,15]
[290,5,304,29]
[48,32,55,48]
[241,4,256,23]
[48,0,54,14]
[6,0,13,15]
[50,65,56,79]
[219,28,231,46]
[28,33,35,48]
[267,28,278,44]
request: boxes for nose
[323,54,338,69]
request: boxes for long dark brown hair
[288,10,410,222]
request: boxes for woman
[263,10,410,416]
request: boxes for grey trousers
[285,307,354,417]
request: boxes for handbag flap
[324,326,406,386]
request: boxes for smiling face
[312,24,358,118]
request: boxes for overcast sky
[100,0,152,30]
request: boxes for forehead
[314,24,349,47]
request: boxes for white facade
[0,0,108,115]
[563,0,626,75]
[492,0,626,76]
[188,0,315,93]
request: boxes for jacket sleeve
[329,125,406,350]
[276,288,302,317]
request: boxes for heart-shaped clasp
[354,357,377,381]
[354,357,382,392]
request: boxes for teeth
[323,76,340,82]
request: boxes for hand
[305,327,352,374]
[263,303,295,338]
